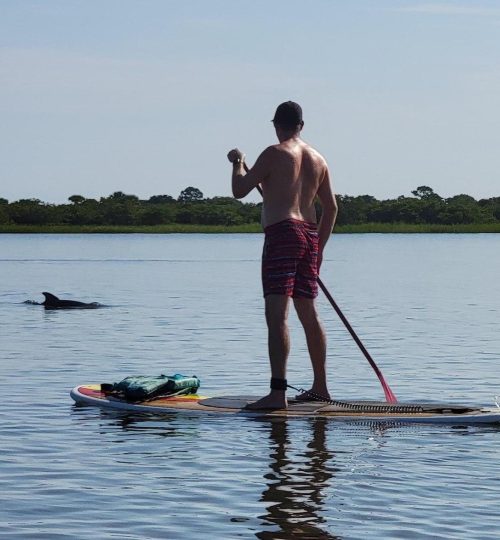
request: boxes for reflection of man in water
[228,102,337,410]
[256,418,339,540]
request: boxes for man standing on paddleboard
[227,101,337,409]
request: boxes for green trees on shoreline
[0,186,499,228]
[336,187,500,226]
[0,189,261,227]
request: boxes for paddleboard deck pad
[70,385,500,425]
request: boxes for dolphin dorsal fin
[42,292,60,304]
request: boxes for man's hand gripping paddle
[241,161,397,403]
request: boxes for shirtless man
[227,101,337,409]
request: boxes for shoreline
[1,223,500,234]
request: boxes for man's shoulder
[257,145,283,164]
[263,144,282,154]
[308,144,330,172]
[298,140,324,158]
[264,143,298,158]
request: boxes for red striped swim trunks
[262,218,319,299]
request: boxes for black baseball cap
[272,101,303,127]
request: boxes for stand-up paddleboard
[70,385,500,425]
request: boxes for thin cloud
[396,3,500,17]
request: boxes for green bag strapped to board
[101,374,200,402]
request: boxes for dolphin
[41,292,102,309]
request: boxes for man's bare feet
[244,391,287,410]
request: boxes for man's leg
[293,297,330,399]
[245,294,290,409]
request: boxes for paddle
[240,161,397,403]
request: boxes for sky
[1,0,499,204]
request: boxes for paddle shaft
[240,160,397,403]
[316,279,397,403]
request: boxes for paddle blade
[368,356,397,403]
[381,379,397,404]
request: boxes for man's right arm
[316,166,337,270]
[230,147,273,199]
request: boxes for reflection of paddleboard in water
[70,385,500,425]
[26,292,103,309]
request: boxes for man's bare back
[259,138,328,228]
[231,133,336,269]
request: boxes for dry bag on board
[102,374,200,402]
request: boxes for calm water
[1,233,500,539]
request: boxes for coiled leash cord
[287,384,424,414]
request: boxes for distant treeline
[0,186,499,227]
